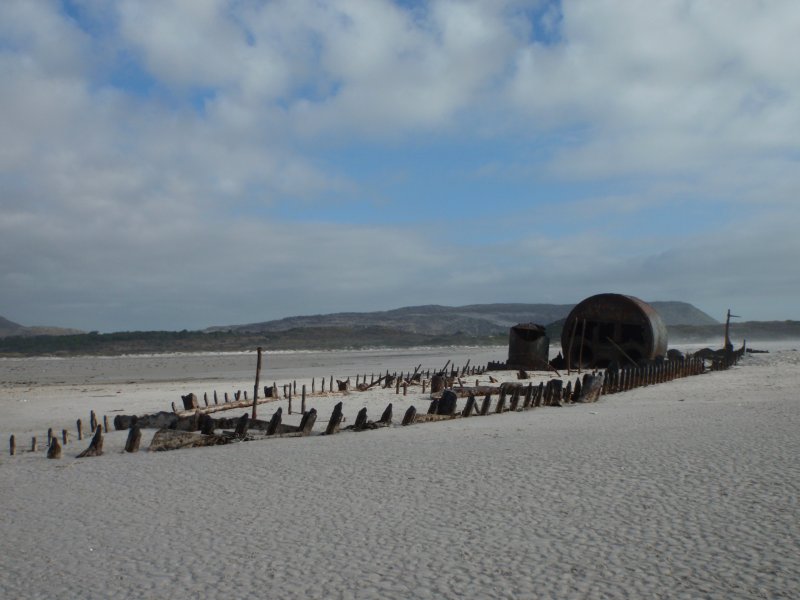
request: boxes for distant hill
[0,315,84,338]
[207,301,719,336]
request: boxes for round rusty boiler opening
[560,293,668,368]
[507,323,550,369]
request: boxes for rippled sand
[1,345,798,599]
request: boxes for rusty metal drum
[561,294,668,367]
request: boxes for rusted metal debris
[561,293,668,368]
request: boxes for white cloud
[1,0,799,329]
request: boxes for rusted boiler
[561,294,667,367]
[507,323,550,369]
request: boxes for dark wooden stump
[379,403,393,424]
[77,426,103,458]
[47,436,62,459]
[181,394,199,411]
[509,389,520,412]
[199,414,216,435]
[125,425,142,453]
[9,434,15,456]
[401,405,417,426]
[267,408,283,435]
[462,395,476,417]
[480,394,491,416]
[234,413,250,438]
[430,375,445,394]
[427,399,440,414]
[299,409,317,436]
[326,402,344,435]
[496,390,507,413]
[437,390,458,416]
[354,407,368,430]
[90,410,97,432]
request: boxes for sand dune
[1,344,798,599]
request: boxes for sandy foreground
[1,343,798,599]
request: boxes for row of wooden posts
[6,350,743,458]
[173,363,488,415]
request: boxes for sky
[1,0,798,332]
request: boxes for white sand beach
[1,343,798,599]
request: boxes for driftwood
[356,374,387,392]
[77,426,103,458]
[149,429,230,452]
[479,394,491,416]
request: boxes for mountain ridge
[205,301,719,336]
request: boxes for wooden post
[204,392,209,406]
[77,419,83,440]
[225,392,229,402]
[125,425,142,453]
[329,375,333,391]
[479,394,491,416]
[321,377,326,392]
[395,377,400,394]
[90,410,97,432]
[299,409,317,436]
[103,415,109,433]
[422,379,427,393]
[496,390,506,413]
[288,389,292,415]
[312,378,315,393]
[77,426,104,458]
[234,413,250,439]
[380,403,393,424]
[31,437,37,452]
[47,436,62,459]
[9,435,15,456]
[301,385,306,414]
[47,427,53,446]
[172,401,177,413]
[62,429,69,445]
[214,390,218,405]
[523,383,533,408]
[253,347,263,401]
[462,395,476,417]
[403,383,407,396]
[326,402,344,435]
[354,407,368,430]
[293,380,297,394]
[401,405,417,426]
[356,374,360,387]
